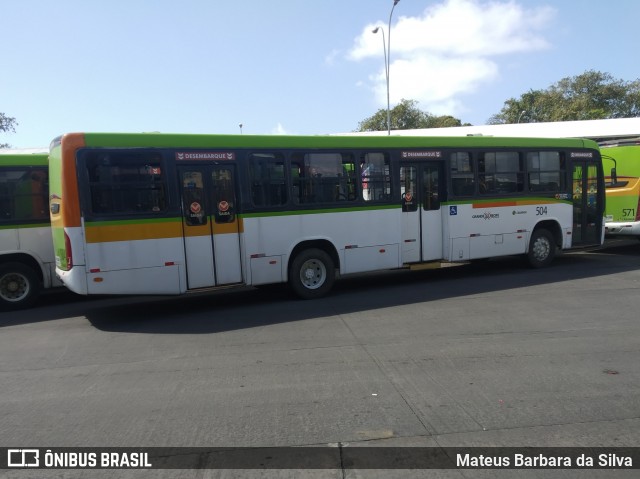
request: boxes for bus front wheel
[0,262,41,310]
[289,248,335,299]
[527,229,555,268]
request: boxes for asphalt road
[1,239,640,478]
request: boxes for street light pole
[372,27,389,134]
[372,0,400,135]
[386,0,400,135]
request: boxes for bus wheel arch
[527,221,561,268]
[287,240,339,299]
[0,260,42,310]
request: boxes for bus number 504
[536,206,548,216]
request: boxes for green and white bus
[0,149,62,309]
[601,139,640,238]
[350,118,640,241]
[49,132,605,299]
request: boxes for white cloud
[349,0,556,117]
[271,123,292,135]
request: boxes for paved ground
[1,240,639,478]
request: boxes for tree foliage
[356,99,468,132]
[1,112,18,149]
[488,70,640,124]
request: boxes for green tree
[1,112,18,148]
[356,99,469,131]
[488,70,640,124]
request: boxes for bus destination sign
[401,151,442,159]
[175,152,236,161]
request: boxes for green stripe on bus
[240,204,398,218]
[0,154,48,167]
[80,132,599,151]
[0,222,50,230]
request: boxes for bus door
[571,159,604,246]
[400,161,444,263]
[179,165,242,289]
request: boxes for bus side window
[450,152,474,196]
[85,152,167,216]
[478,151,523,194]
[1,168,49,221]
[291,152,356,204]
[527,151,565,192]
[248,153,286,207]
[360,152,391,201]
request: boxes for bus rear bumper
[55,266,89,295]
[605,221,640,237]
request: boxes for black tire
[527,229,556,268]
[289,248,335,299]
[0,262,41,310]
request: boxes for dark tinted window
[478,151,523,194]
[450,152,475,196]
[527,151,566,192]
[85,152,167,215]
[361,152,391,202]
[291,152,356,204]
[0,168,49,222]
[249,153,286,207]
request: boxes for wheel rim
[532,236,551,263]
[0,272,30,302]
[299,259,326,290]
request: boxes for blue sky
[2,0,639,148]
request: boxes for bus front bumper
[605,221,640,237]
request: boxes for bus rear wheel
[0,263,41,310]
[289,248,335,299]
[527,229,555,268]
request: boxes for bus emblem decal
[472,211,500,220]
[190,202,202,214]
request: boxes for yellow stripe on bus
[85,222,183,243]
[213,220,243,234]
[607,178,640,198]
[85,218,243,242]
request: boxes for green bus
[602,139,640,238]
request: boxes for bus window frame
[76,148,176,221]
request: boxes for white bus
[49,133,605,300]
[0,149,62,309]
